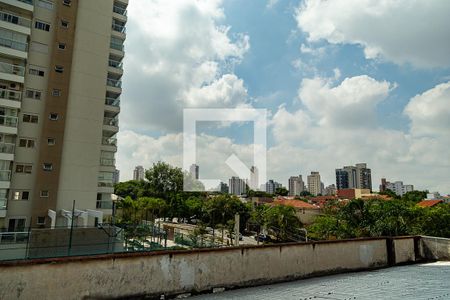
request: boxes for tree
[264,205,302,241]
[401,190,428,203]
[275,187,289,196]
[300,191,312,197]
[114,180,146,200]
[138,197,167,222]
[145,161,183,199]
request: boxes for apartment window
[40,190,49,198]
[37,217,46,225]
[47,138,56,145]
[15,164,32,174]
[62,0,71,6]
[54,65,64,73]
[49,113,58,120]
[18,138,35,148]
[23,114,39,123]
[37,0,54,10]
[11,190,31,201]
[57,42,66,50]
[52,89,61,96]
[35,21,50,32]
[43,163,53,171]
[25,89,42,100]
[60,19,69,28]
[29,65,45,77]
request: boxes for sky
[117,0,450,194]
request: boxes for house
[272,197,321,225]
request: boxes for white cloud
[122,0,250,133]
[266,0,279,9]
[295,0,450,68]
[404,81,450,137]
[270,75,450,193]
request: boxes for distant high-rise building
[229,177,247,195]
[265,179,282,195]
[219,182,229,194]
[336,163,372,191]
[189,164,199,180]
[288,175,305,196]
[0,0,128,229]
[133,166,145,181]
[307,172,322,196]
[381,179,414,196]
[113,169,120,185]
[325,184,337,196]
[249,166,259,190]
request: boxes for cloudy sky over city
[117,0,450,193]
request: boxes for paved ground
[192,262,450,300]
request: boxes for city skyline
[116,0,450,194]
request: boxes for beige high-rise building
[0,0,127,231]
[307,171,321,196]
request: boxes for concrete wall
[393,237,416,264]
[420,236,450,261]
[0,237,420,300]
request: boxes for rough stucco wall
[0,239,390,300]
[394,238,416,263]
[420,236,450,261]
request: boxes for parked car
[255,234,272,242]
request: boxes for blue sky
[118,0,450,193]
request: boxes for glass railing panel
[0,62,25,76]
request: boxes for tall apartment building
[229,176,247,196]
[307,172,321,196]
[133,165,144,181]
[336,163,372,191]
[288,175,305,196]
[189,163,199,180]
[380,178,413,197]
[249,165,258,190]
[0,0,127,231]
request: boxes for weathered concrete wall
[394,237,416,263]
[0,237,418,300]
[420,236,450,261]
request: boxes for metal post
[25,217,32,259]
[234,214,240,247]
[68,200,75,256]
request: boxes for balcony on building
[111,19,126,38]
[0,9,32,35]
[103,112,119,133]
[0,86,21,109]
[113,1,127,22]
[0,29,28,59]
[0,114,18,135]
[110,36,124,57]
[96,200,114,210]
[108,54,123,75]
[0,0,34,13]
[0,198,6,217]
[106,72,122,93]
[0,169,11,189]
[0,140,14,161]
[105,90,120,109]
[101,133,117,152]
[0,60,25,83]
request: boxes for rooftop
[272,198,319,209]
[192,262,450,300]
[417,200,444,207]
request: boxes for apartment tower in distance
[133,165,144,181]
[307,172,321,196]
[336,163,372,191]
[0,0,127,231]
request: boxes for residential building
[324,184,336,196]
[133,165,145,181]
[0,0,128,230]
[336,163,372,191]
[337,188,372,199]
[218,182,228,194]
[272,197,321,225]
[249,165,258,190]
[112,169,120,185]
[288,175,305,196]
[189,163,199,180]
[307,172,321,196]
[265,179,282,195]
[385,180,414,197]
[229,176,247,196]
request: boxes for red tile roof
[417,200,444,207]
[272,199,319,209]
